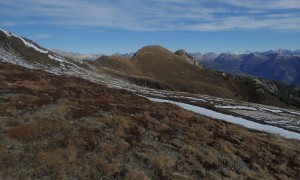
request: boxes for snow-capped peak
[243,50,252,54]
[226,51,241,55]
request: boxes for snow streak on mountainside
[0,45,34,69]
[48,54,65,63]
[13,34,48,54]
[0,28,12,37]
[0,28,48,54]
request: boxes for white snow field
[147,97,300,140]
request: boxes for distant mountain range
[51,49,102,61]
[52,47,300,86]
[51,49,136,61]
[190,49,300,86]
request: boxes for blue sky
[1,0,300,54]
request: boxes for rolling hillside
[128,46,296,107]
[0,62,299,179]
[91,55,142,76]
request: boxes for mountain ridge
[190,49,300,86]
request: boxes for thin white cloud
[221,0,300,9]
[0,21,17,26]
[0,0,299,31]
[189,16,300,31]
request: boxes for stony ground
[0,62,300,179]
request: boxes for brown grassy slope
[91,54,170,90]
[91,55,143,76]
[130,45,289,107]
[0,62,299,179]
[130,45,239,97]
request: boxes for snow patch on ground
[260,108,282,113]
[147,97,300,140]
[181,96,206,102]
[288,111,300,116]
[215,105,257,111]
[48,55,65,63]
[0,46,35,69]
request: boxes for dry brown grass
[7,118,66,141]
[130,45,291,108]
[36,149,67,178]
[125,169,148,180]
[0,62,299,179]
[0,145,18,168]
[150,156,175,170]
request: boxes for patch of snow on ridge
[288,111,300,116]
[0,29,12,37]
[48,55,65,63]
[11,34,48,54]
[185,97,206,102]
[146,97,300,140]
[0,46,35,69]
[215,105,257,111]
[260,108,282,113]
